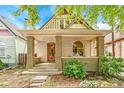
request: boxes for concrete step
[35,63,56,66]
[30,83,42,88]
[28,68,59,72]
[21,71,62,75]
[33,65,57,69]
[31,76,48,83]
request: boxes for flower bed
[42,74,124,88]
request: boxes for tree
[55,5,124,56]
[13,5,40,29]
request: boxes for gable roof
[39,15,55,30]
[65,17,94,30]
[39,9,94,30]
[0,16,25,40]
[0,29,12,36]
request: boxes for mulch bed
[42,73,124,88]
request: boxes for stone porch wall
[61,57,99,71]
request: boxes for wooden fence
[18,53,27,66]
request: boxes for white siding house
[0,16,27,67]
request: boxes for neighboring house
[0,16,27,67]
[105,31,124,58]
[19,11,111,71]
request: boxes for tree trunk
[112,31,115,57]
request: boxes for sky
[0,5,111,30]
[0,5,56,29]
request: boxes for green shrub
[63,59,87,79]
[0,59,5,69]
[99,56,124,78]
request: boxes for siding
[35,37,56,62]
[36,41,47,62]
[69,24,87,29]
[15,36,27,64]
[0,36,16,66]
[62,57,98,71]
[105,40,124,58]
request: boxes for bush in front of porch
[99,55,124,78]
[63,59,87,79]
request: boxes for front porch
[19,29,111,71]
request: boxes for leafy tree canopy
[13,5,40,29]
[13,5,124,30]
[55,5,124,30]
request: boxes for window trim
[73,41,84,56]
[0,41,6,57]
[0,46,6,57]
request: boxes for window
[73,41,84,56]
[91,39,97,56]
[0,47,5,56]
[0,41,6,57]
[60,19,64,29]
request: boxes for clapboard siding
[15,37,27,64]
[0,36,16,65]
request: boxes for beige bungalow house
[19,12,111,72]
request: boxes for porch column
[26,36,35,69]
[97,36,104,57]
[55,36,62,71]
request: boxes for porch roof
[19,29,112,37]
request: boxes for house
[0,16,27,67]
[105,31,124,58]
[19,11,111,71]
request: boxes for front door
[47,42,55,62]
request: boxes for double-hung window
[0,42,6,57]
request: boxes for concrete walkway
[30,76,48,88]
[21,63,62,88]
